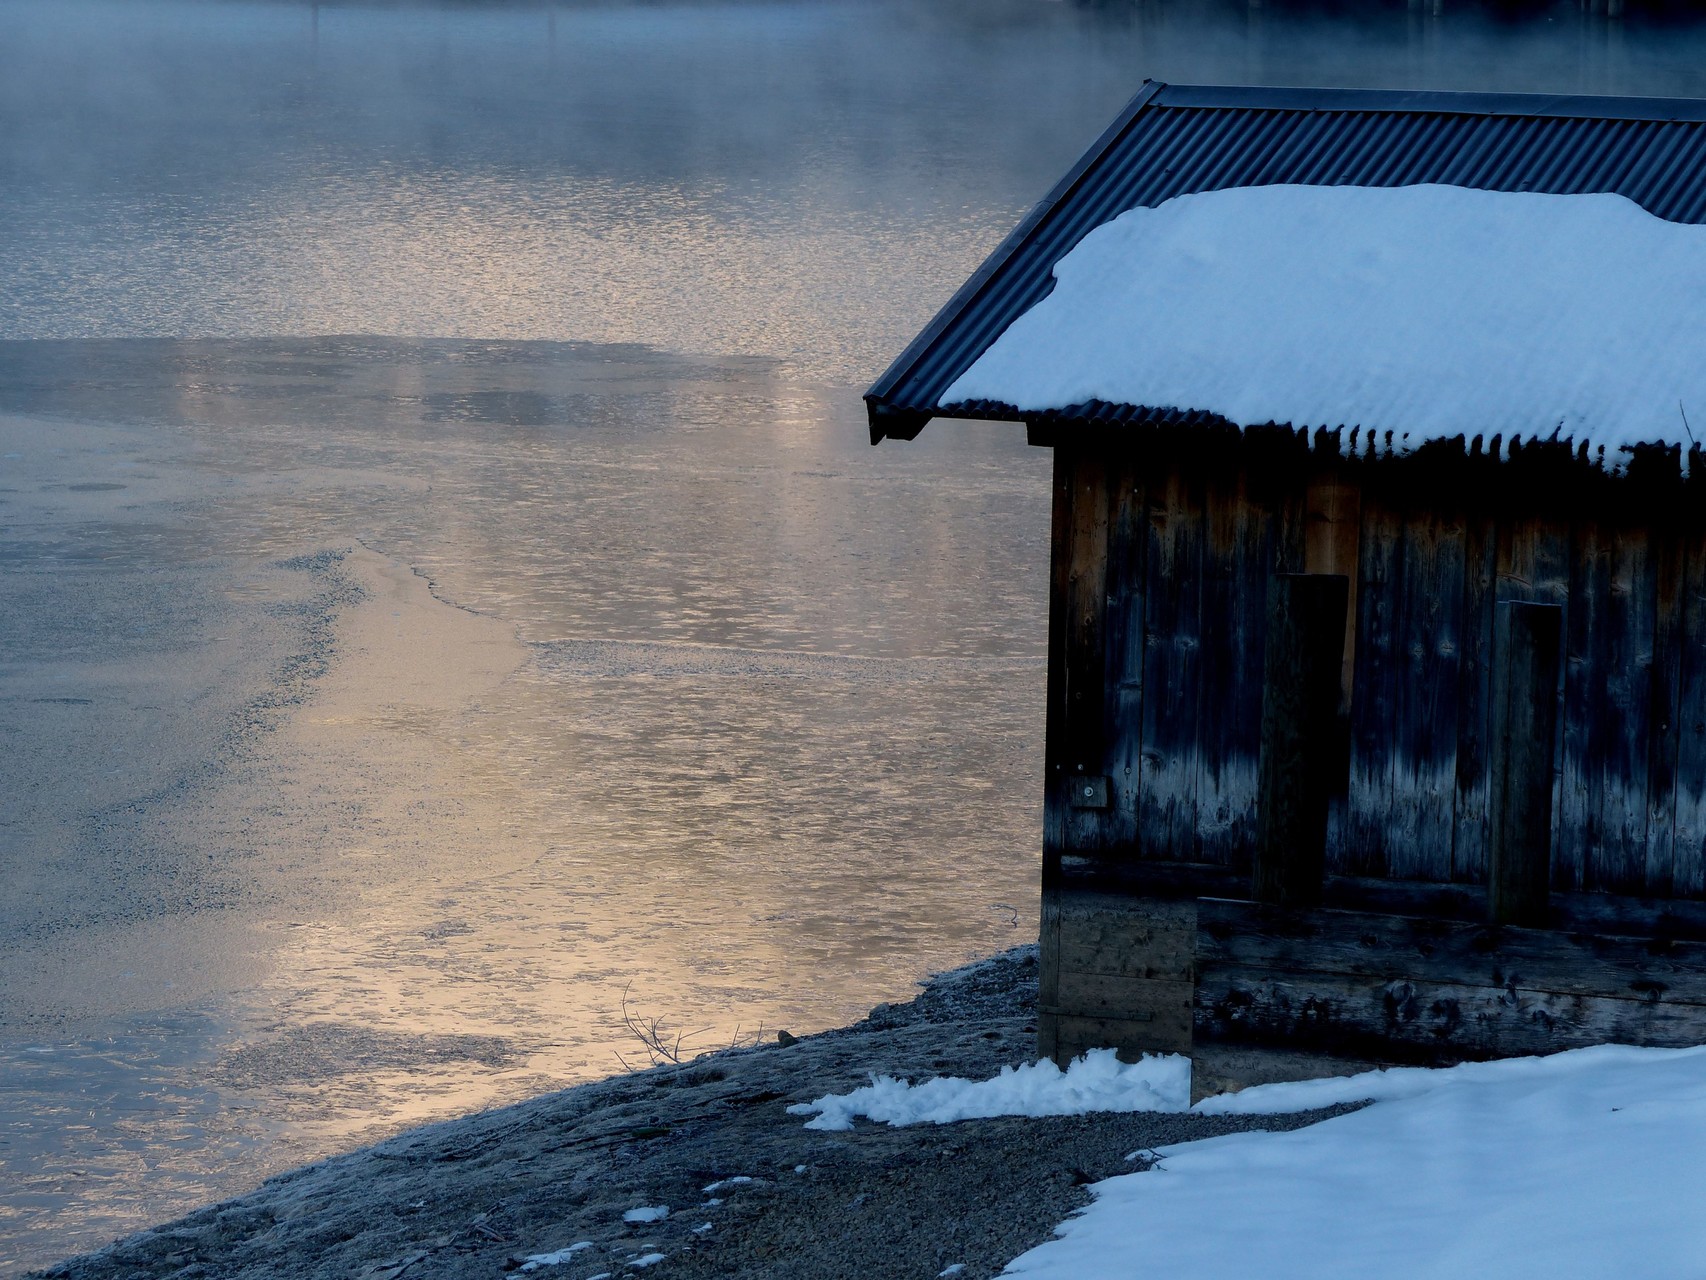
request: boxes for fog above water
[9,0,1706,379]
[9,0,1706,1272]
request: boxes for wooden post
[1254,574,1350,906]
[1303,472,1361,716]
[1489,601,1563,926]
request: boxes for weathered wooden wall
[1035,889,1706,1071]
[1040,426,1706,905]
[1194,896,1706,1064]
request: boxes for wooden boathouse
[866,83,1706,1073]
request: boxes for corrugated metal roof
[866,82,1706,444]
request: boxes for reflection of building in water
[869,81,1706,1084]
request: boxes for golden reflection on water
[0,337,1050,1270]
[9,124,1013,388]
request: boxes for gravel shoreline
[31,948,1358,1280]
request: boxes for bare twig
[720,1022,768,1053]
[612,985,774,1071]
[617,981,712,1068]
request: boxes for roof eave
[864,78,1168,444]
[863,80,1706,442]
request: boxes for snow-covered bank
[29,947,1355,1280]
[794,1044,1706,1276]
[1012,1043,1706,1279]
[943,184,1706,462]
[788,1048,1192,1129]
[796,1042,1706,1279]
[38,931,1694,1280]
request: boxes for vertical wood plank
[1102,453,1147,855]
[1673,534,1706,897]
[1063,451,1111,854]
[1344,494,1403,877]
[1647,528,1685,897]
[1305,467,1359,878]
[1453,502,1500,884]
[1558,519,1606,896]
[1036,888,1063,1064]
[1138,460,1206,862]
[1557,519,1654,895]
[1388,503,1466,881]
[1254,573,1350,906]
[1195,468,1272,868]
[1304,471,1362,714]
[1041,445,1077,864]
[1489,601,1563,926]
[1590,528,1657,893]
[1495,517,1573,604]
[1495,517,1572,883]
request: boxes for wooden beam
[1040,890,1194,1066]
[1198,897,1706,1004]
[1303,472,1361,715]
[1054,851,1706,943]
[1138,462,1208,861]
[1488,601,1563,926]
[1102,455,1147,853]
[1041,446,1077,866]
[1254,574,1350,907]
[1196,967,1706,1064]
[1195,897,1706,1063]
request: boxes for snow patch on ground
[1004,1043,1706,1279]
[518,1242,593,1271]
[621,1205,669,1224]
[943,184,1706,461]
[786,1049,1190,1130]
[701,1177,753,1194]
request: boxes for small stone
[775,1030,798,1047]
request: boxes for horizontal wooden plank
[1048,1009,1193,1063]
[1047,973,1195,1023]
[1042,888,1198,1064]
[1197,898,1706,1004]
[1195,966,1706,1065]
[1056,857,1248,900]
[1548,891,1706,942]
[1057,939,1194,983]
[1055,860,1706,942]
[1053,893,1196,981]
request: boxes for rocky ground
[32,947,1359,1280]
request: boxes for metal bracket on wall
[1068,775,1110,809]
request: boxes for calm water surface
[8,0,1706,1269]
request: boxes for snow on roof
[940,184,1706,463]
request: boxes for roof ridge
[1152,82,1706,125]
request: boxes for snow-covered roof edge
[937,185,1706,473]
[867,82,1706,448]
